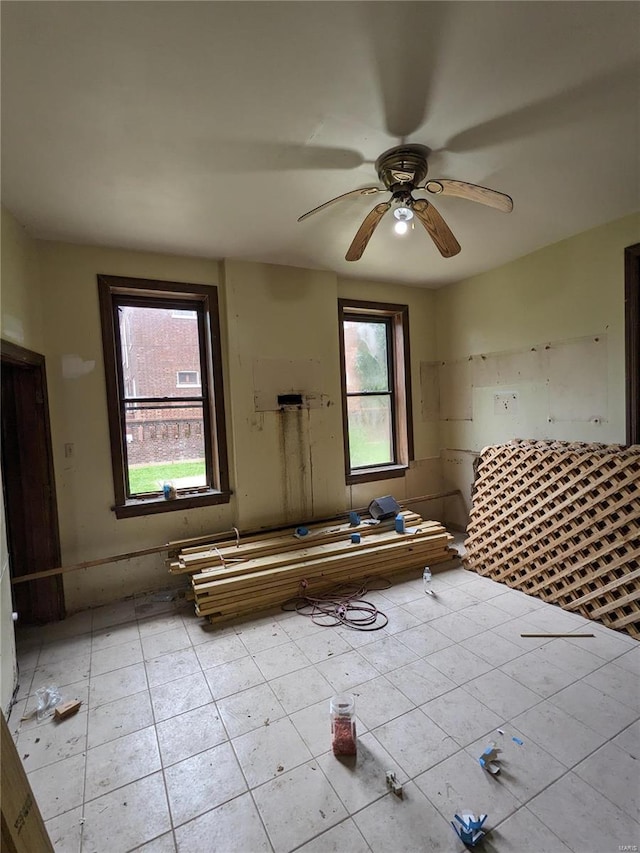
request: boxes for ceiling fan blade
[345,202,391,262]
[412,199,461,258]
[297,187,384,222]
[422,179,513,213]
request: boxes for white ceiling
[2,2,639,287]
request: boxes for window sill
[346,464,408,486]
[112,489,232,519]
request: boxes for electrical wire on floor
[281,576,392,630]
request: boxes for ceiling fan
[297,144,513,261]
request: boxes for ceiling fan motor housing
[375,144,429,194]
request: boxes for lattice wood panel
[464,440,640,639]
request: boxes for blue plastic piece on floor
[451,813,487,847]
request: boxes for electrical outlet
[64,443,74,458]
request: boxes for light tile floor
[9,566,639,853]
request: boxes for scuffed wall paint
[5,206,635,612]
[62,354,96,379]
[224,260,347,529]
[35,240,236,612]
[1,208,44,352]
[436,213,640,529]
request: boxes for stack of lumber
[464,439,640,639]
[168,511,453,622]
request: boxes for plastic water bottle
[423,566,433,595]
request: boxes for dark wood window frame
[97,274,231,519]
[338,298,414,485]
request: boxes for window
[176,370,200,387]
[338,299,413,484]
[98,274,230,518]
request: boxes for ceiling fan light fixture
[393,206,414,222]
[393,205,413,235]
[298,144,512,261]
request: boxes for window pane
[177,370,200,387]
[347,396,393,467]
[343,320,389,393]
[124,403,207,495]
[119,305,201,398]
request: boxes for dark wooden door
[625,243,640,445]
[1,340,64,623]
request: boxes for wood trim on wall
[625,243,640,445]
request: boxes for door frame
[1,339,64,622]
[625,243,640,445]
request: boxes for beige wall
[224,260,346,529]
[435,213,640,527]
[1,219,435,615]
[1,206,637,624]
[1,209,44,351]
[35,241,235,612]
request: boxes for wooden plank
[170,507,455,624]
[168,491,460,553]
[565,568,640,608]
[520,633,595,638]
[193,550,451,609]
[54,700,82,720]
[11,544,167,586]
[589,590,640,619]
[180,511,423,556]
[194,549,452,616]
[1,712,54,852]
[192,535,452,593]
[177,512,427,568]
[193,549,448,606]
[191,544,450,591]
[191,528,449,585]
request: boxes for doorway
[625,243,640,445]
[1,340,64,623]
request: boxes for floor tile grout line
[213,670,277,853]
[322,710,636,842]
[138,608,182,853]
[568,732,640,822]
[492,802,585,851]
[35,640,633,840]
[287,816,373,853]
[75,620,96,853]
[12,575,638,853]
